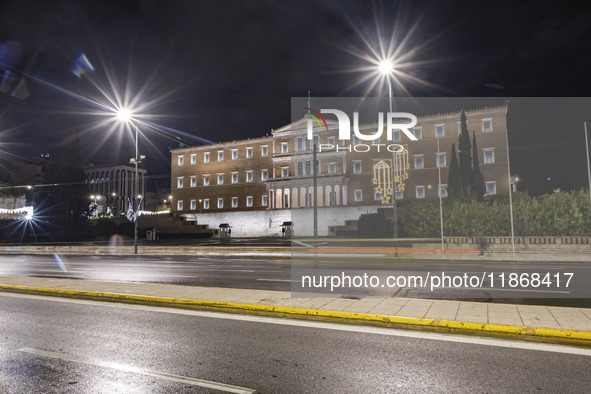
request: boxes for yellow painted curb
[1,284,590,345]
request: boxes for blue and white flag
[126,199,135,222]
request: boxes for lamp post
[378,59,398,241]
[116,109,145,255]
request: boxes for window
[353,135,360,146]
[354,189,362,202]
[261,169,268,181]
[190,176,197,187]
[414,155,424,170]
[297,161,303,176]
[203,199,209,209]
[246,196,253,207]
[374,188,382,201]
[232,149,238,160]
[439,184,448,198]
[486,181,496,195]
[435,124,445,138]
[262,195,268,207]
[178,155,184,166]
[392,130,400,142]
[483,148,495,164]
[416,185,425,199]
[217,151,223,162]
[177,177,184,188]
[281,142,288,154]
[353,161,362,174]
[204,152,210,163]
[395,190,403,200]
[203,175,210,186]
[413,127,422,140]
[217,198,223,209]
[436,152,446,168]
[231,172,238,184]
[232,197,238,208]
[305,160,312,176]
[328,162,336,174]
[297,137,303,152]
[281,167,289,177]
[261,145,268,157]
[246,147,253,158]
[177,200,183,210]
[328,136,336,146]
[373,136,380,145]
[482,118,492,133]
[190,199,196,210]
[190,154,196,165]
[246,170,253,183]
[217,174,224,185]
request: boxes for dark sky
[0,0,590,192]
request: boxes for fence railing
[444,236,591,245]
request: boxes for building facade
[84,164,147,213]
[170,105,509,232]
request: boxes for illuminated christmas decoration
[372,145,409,203]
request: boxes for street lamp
[116,108,145,255]
[378,59,398,241]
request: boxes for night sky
[0,0,590,193]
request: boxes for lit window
[203,199,209,209]
[217,174,223,185]
[328,162,336,174]
[190,199,196,210]
[416,185,425,199]
[436,153,446,168]
[204,152,210,163]
[246,196,253,207]
[232,173,238,184]
[482,118,492,133]
[414,155,424,170]
[261,145,268,157]
[483,148,495,164]
[439,184,448,198]
[392,130,400,142]
[177,177,184,188]
[178,155,184,166]
[435,124,444,138]
[413,127,422,140]
[217,198,223,209]
[217,151,223,161]
[246,147,253,158]
[177,200,183,210]
[190,154,196,164]
[353,161,362,174]
[354,189,362,202]
[486,181,496,195]
[246,171,253,183]
[281,167,289,177]
[203,175,210,186]
[262,195,268,207]
[232,197,238,208]
[281,142,288,154]
[261,169,268,181]
[232,149,238,160]
[190,176,197,187]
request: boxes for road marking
[18,347,255,393]
[3,292,590,357]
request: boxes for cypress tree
[472,130,486,199]
[448,143,462,200]
[458,110,472,193]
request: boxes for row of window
[177,170,269,188]
[352,181,497,202]
[178,145,269,165]
[177,195,268,210]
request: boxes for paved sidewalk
[1,275,590,345]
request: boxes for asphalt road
[1,292,590,393]
[0,254,589,307]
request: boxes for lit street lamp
[116,108,145,255]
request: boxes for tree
[471,130,486,199]
[458,110,472,192]
[447,143,462,200]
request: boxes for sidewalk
[1,275,590,345]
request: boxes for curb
[1,284,590,346]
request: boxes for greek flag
[126,199,135,222]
